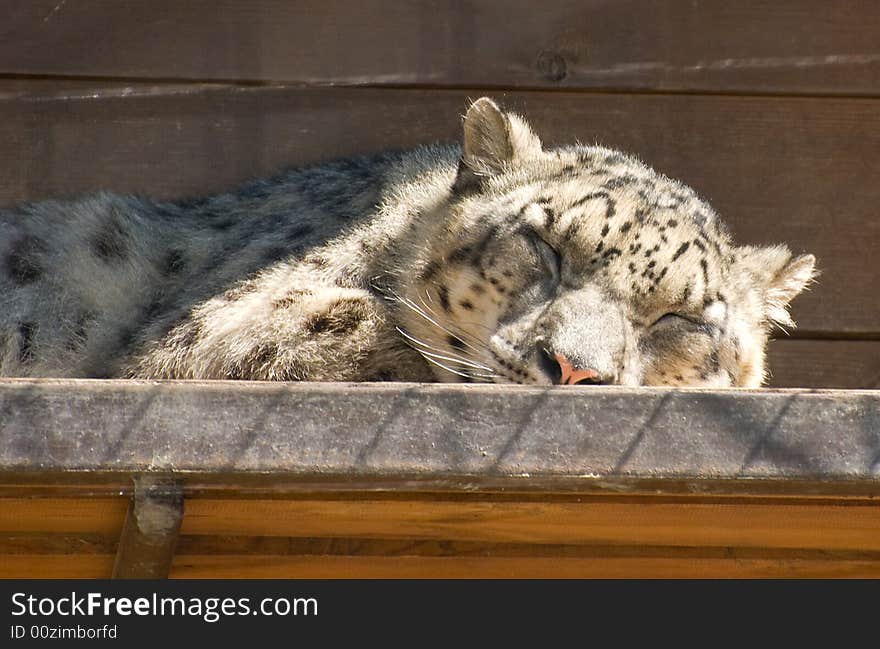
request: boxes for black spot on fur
[671,242,690,261]
[18,322,36,364]
[437,285,451,312]
[459,299,474,311]
[473,226,499,259]
[91,215,128,262]
[604,153,626,165]
[143,296,167,323]
[273,289,313,309]
[162,249,186,275]
[700,258,709,285]
[421,260,441,282]
[600,223,610,237]
[304,300,365,335]
[66,311,97,351]
[5,235,45,284]
[620,221,632,234]
[470,283,486,295]
[602,247,621,260]
[682,283,692,302]
[246,343,279,369]
[569,192,615,220]
[602,175,638,190]
[693,238,707,252]
[449,246,473,264]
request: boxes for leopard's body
[0,98,815,386]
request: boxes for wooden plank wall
[0,1,877,388]
[5,494,880,578]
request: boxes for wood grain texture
[767,340,880,389]
[0,555,114,579]
[1,381,878,489]
[180,498,880,551]
[3,1,880,95]
[0,497,126,533]
[167,555,880,579]
[6,510,880,578]
[0,84,874,334]
[6,548,879,579]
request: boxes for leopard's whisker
[396,328,495,372]
[396,295,486,356]
[416,353,496,382]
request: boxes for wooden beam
[1,380,878,495]
[111,475,183,579]
[2,1,879,95]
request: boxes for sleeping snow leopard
[0,97,815,386]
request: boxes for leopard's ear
[737,245,817,329]
[454,97,542,193]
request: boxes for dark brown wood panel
[167,553,880,579]
[767,340,880,389]
[3,1,880,95]
[11,552,877,579]
[0,84,877,334]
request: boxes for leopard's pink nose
[554,353,602,385]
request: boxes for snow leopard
[0,97,815,386]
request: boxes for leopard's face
[395,99,815,388]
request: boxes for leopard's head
[396,98,816,387]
